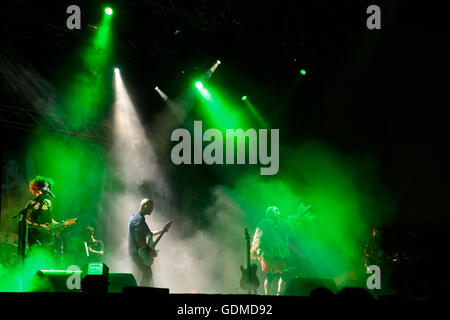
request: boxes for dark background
[2,1,449,217]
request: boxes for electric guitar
[27,218,77,246]
[138,220,172,266]
[48,218,78,234]
[29,218,77,234]
[239,228,259,294]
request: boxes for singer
[25,176,58,249]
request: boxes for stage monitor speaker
[108,273,137,293]
[33,269,82,292]
[81,262,109,293]
[32,269,137,293]
[285,277,337,296]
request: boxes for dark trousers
[129,253,153,287]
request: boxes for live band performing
[0,0,449,312]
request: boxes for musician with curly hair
[25,176,58,248]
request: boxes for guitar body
[239,263,260,290]
[138,239,157,267]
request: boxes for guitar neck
[246,239,251,267]
[150,221,172,247]
[48,219,76,232]
[49,222,64,231]
[245,229,252,294]
[151,230,166,247]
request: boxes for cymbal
[0,232,18,245]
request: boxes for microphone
[41,188,56,199]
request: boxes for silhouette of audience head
[337,287,374,301]
[310,287,335,300]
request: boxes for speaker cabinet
[108,273,137,293]
[32,269,82,292]
[33,265,137,293]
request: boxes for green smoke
[0,246,57,292]
[224,140,395,287]
[62,13,114,131]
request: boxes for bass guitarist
[128,198,171,286]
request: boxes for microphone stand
[12,195,40,286]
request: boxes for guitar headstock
[164,220,173,232]
[244,228,250,241]
[64,218,77,226]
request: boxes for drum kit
[0,232,20,269]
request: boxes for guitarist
[24,176,58,250]
[128,198,170,286]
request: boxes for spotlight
[217,60,221,64]
[195,81,203,89]
[105,7,113,16]
[155,86,169,101]
[299,69,307,76]
[114,68,119,73]
[242,95,247,101]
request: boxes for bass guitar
[239,228,259,294]
[138,220,172,266]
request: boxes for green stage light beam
[194,81,251,129]
[241,95,268,128]
[62,9,114,131]
[105,7,113,16]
